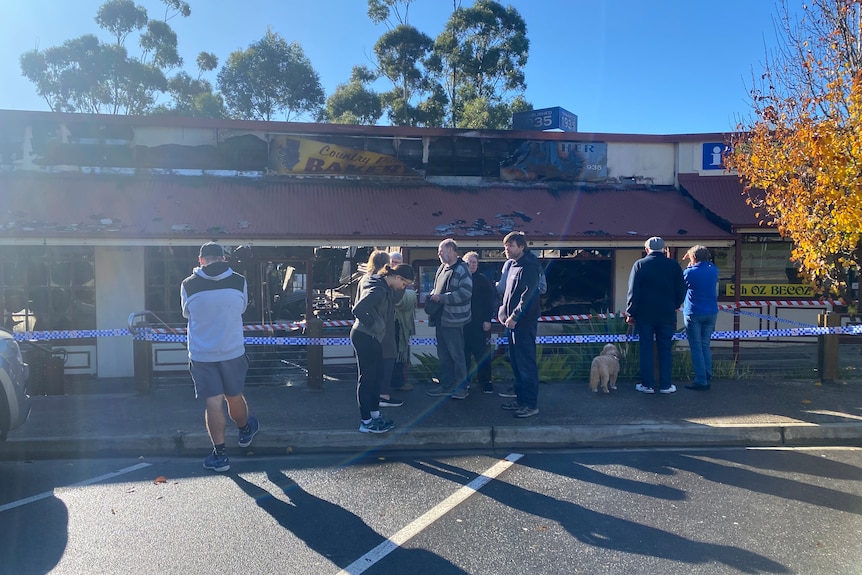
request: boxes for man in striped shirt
[426,238,473,400]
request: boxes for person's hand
[504,316,517,329]
[482,321,491,332]
[625,315,636,325]
[430,293,441,303]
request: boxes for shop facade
[0,110,812,380]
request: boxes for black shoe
[684,384,711,391]
[379,396,404,407]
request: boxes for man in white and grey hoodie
[181,242,259,472]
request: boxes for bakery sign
[269,136,414,176]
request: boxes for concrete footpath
[2,377,862,460]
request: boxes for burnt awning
[678,173,767,230]
[0,172,733,246]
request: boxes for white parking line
[0,462,152,513]
[337,453,524,575]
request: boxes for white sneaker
[635,383,655,394]
[658,385,677,394]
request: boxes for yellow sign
[725,283,814,297]
[269,136,414,176]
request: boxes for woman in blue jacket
[682,245,719,391]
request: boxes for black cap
[199,242,226,258]
[391,264,415,282]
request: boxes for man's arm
[507,263,540,324]
[625,263,639,320]
[442,263,472,305]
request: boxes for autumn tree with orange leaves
[726,0,862,304]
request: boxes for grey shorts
[189,354,249,399]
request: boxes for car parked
[0,327,30,440]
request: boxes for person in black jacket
[498,232,543,418]
[463,251,495,394]
[351,264,415,434]
[625,237,686,394]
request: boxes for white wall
[608,142,676,185]
[132,127,266,148]
[95,246,145,377]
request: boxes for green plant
[410,352,440,383]
[493,344,578,383]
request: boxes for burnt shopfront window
[145,246,200,325]
[541,249,613,315]
[417,248,613,316]
[145,245,324,326]
[693,241,799,300]
[0,246,96,332]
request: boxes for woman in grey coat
[351,264,415,433]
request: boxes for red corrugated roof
[0,172,731,244]
[678,173,768,228]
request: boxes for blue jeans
[436,325,468,391]
[684,313,717,385]
[636,321,675,390]
[508,321,539,409]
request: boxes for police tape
[7,299,847,343]
[121,324,862,346]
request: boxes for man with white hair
[625,236,685,395]
[425,239,472,400]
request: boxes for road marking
[337,453,524,575]
[0,462,152,513]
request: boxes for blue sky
[0,0,789,134]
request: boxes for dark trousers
[391,360,409,388]
[508,321,539,409]
[436,325,467,391]
[464,322,492,384]
[351,330,382,420]
[636,321,675,390]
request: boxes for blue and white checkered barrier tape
[12,328,133,341]
[12,323,862,345]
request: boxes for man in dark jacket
[626,236,686,394]
[498,232,543,418]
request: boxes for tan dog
[589,344,620,393]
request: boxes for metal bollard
[817,312,840,383]
[306,317,324,390]
[133,337,154,394]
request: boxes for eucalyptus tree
[429,0,529,128]
[366,0,446,126]
[326,65,383,125]
[19,0,200,115]
[217,29,325,122]
[154,51,226,118]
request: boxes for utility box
[23,344,66,395]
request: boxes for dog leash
[622,322,633,359]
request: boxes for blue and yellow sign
[725,283,814,297]
[270,136,414,176]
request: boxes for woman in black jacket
[351,264,414,433]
